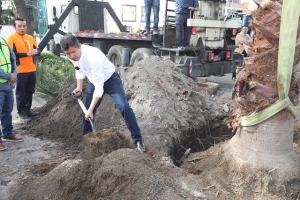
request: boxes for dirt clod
[81,128,135,160]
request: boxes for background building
[225,0,244,15]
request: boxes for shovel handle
[72,92,96,133]
[77,98,88,113]
[88,118,96,133]
[77,99,96,133]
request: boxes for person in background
[6,17,40,123]
[233,25,253,80]
[144,0,160,35]
[0,36,23,151]
[60,34,146,153]
[235,25,253,57]
[175,0,199,49]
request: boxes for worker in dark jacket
[175,0,199,49]
[0,36,23,151]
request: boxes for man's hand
[8,73,17,84]
[72,89,82,98]
[27,49,38,57]
[85,109,94,120]
[189,7,199,11]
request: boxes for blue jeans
[176,13,191,47]
[16,72,36,113]
[144,0,160,31]
[83,72,142,142]
[0,89,14,139]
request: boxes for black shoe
[135,140,146,153]
[26,109,39,116]
[19,111,31,123]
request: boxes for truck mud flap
[201,61,236,76]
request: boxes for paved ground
[206,73,234,93]
[11,92,47,123]
[0,93,61,200]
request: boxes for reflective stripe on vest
[0,37,12,83]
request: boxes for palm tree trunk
[223,0,300,183]
[223,110,300,181]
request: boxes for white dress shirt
[70,45,115,97]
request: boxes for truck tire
[49,39,60,56]
[130,48,156,66]
[107,45,124,67]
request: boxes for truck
[38,0,243,78]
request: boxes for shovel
[72,91,96,133]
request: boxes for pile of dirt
[12,148,186,200]
[122,57,229,158]
[27,56,230,159]
[181,143,300,200]
[14,56,235,199]
[27,81,123,148]
[12,129,192,200]
[80,128,135,160]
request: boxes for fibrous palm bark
[224,0,300,183]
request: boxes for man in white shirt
[60,34,145,152]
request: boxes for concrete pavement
[0,93,59,200]
[12,91,47,124]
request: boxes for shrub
[36,53,75,97]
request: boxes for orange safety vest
[6,32,37,73]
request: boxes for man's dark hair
[60,34,80,51]
[0,25,2,30]
[13,17,26,26]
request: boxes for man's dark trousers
[16,72,36,113]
